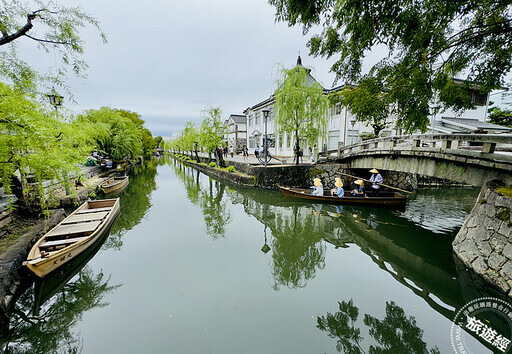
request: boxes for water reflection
[102,159,158,250]
[170,160,231,239]
[316,299,441,353]
[1,267,119,353]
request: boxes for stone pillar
[452,181,512,295]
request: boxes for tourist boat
[24,198,120,278]
[100,175,129,196]
[276,185,407,209]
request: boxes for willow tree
[75,107,143,161]
[270,0,512,133]
[199,106,226,167]
[274,66,329,165]
[182,121,200,161]
[0,1,106,94]
[0,83,93,213]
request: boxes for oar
[338,171,413,194]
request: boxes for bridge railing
[336,133,512,159]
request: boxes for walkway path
[197,152,314,166]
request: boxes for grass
[496,186,512,198]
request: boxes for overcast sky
[18,0,354,137]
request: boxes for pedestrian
[369,168,383,196]
[255,145,260,158]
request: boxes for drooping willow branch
[0,9,61,46]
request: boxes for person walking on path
[369,168,383,196]
[243,146,248,159]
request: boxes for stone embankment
[453,181,512,295]
[0,210,65,323]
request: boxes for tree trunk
[294,133,300,166]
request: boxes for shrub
[359,132,378,141]
[209,162,217,167]
[227,165,235,173]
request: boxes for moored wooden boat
[276,184,407,209]
[100,176,129,196]
[25,198,120,278]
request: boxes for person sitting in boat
[331,179,344,197]
[311,178,324,196]
[351,179,365,197]
[369,168,383,196]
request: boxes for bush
[227,165,235,173]
[209,162,217,167]
[359,132,378,141]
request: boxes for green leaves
[0,1,106,96]
[274,65,329,164]
[270,0,512,132]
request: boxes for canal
[1,156,508,353]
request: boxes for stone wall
[452,181,512,295]
[0,209,65,329]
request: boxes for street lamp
[47,89,63,117]
[262,109,270,167]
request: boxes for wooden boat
[25,198,120,278]
[32,226,111,315]
[100,175,129,196]
[276,184,407,209]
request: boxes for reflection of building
[224,114,247,153]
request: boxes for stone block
[484,203,496,218]
[499,222,512,239]
[501,260,512,280]
[474,225,491,242]
[504,243,512,260]
[472,256,488,274]
[492,235,509,253]
[478,242,493,258]
[488,252,507,270]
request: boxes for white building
[224,114,247,153]
[244,56,369,157]
[244,56,501,158]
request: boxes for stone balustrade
[337,133,512,158]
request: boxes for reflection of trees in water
[170,161,231,239]
[200,180,231,239]
[103,159,158,250]
[270,205,325,290]
[317,299,440,354]
[1,267,120,353]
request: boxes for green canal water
[2,157,509,353]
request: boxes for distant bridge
[328,134,512,186]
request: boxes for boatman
[369,168,383,196]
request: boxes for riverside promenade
[196,152,314,166]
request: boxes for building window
[248,115,253,127]
[328,130,340,151]
[334,104,342,115]
[255,112,260,125]
[249,137,256,149]
[471,90,487,106]
[347,129,359,145]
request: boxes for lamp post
[47,90,63,117]
[262,109,269,167]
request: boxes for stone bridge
[330,133,512,186]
